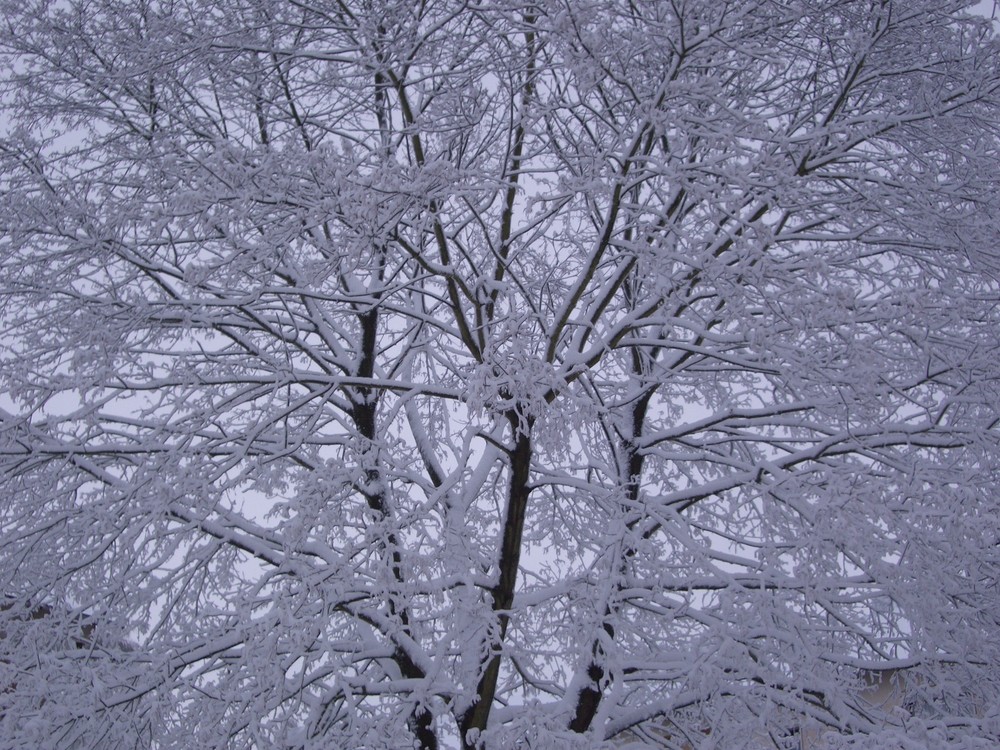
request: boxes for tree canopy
[2,1,1000,748]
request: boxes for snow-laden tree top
[1,1,999,748]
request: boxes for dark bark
[352,307,438,750]
[460,426,533,748]
[569,388,653,735]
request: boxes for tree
[1,0,1000,747]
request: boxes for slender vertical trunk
[460,425,532,748]
[352,307,437,750]
[569,389,653,735]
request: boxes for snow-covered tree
[2,1,1000,748]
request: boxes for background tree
[2,0,1000,748]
